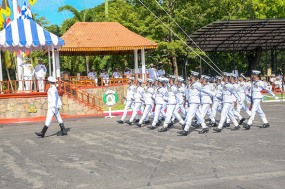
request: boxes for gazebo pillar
[141,49,146,80]
[134,49,139,80]
[52,44,56,78]
[55,51,61,77]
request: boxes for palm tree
[58,5,95,74]
[32,13,50,27]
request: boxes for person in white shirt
[20,58,34,93]
[270,75,276,83]
[113,68,121,82]
[232,67,238,75]
[277,73,283,81]
[271,72,276,77]
[275,77,283,91]
[124,67,132,78]
[148,64,156,80]
[34,58,47,92]
[158,66,165,77]
[35,76,67,138]
[88,68,98,86]
[100,69,107,86]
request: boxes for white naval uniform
[151,86,168,126]
[129,86,145,122]
[88,72,98,86]
[248,80,276,125]
[20,63,34,92]
[35,64,47,92]
[158,69,165,77]
[183,82,206,131]
[45,85,63,126]
[172,85,186,121]
[120,84,136,121]
[139,86,155,124]
[148,68,156,80]
[163,84,184,128]
[212,83,223,118]
[236,81,251,115]
[100,73,109,86]
[217,82,242,129]
[230,83,244,121]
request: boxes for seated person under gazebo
[275,77,283,92]
[88,68,98,86]
[124,67,132,78]
[112,68,121,83]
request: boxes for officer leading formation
[117,69,278,136]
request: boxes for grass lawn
[263,94,285,101]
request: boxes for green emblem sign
[103,90,118,106]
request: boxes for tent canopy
[0,19,65,52]
[187,19,285,52]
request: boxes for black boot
[260,123,270,128]
[125,120,132,125]
[213,127,223,132]
[199,128,209,134]
[117,120,124,124]
[158,127,168,132]
[58,123,68,136]
[156,122,160,126]
[35,125,48,138]
[136,123,141,127]
[211,122,217,127]
[239,118,245,125]
[144,120,150,124]
[231,125,240,131]
[191,122,200,128]
[177,130,188,136]
[167,121,174,128]
[134,119,140,123]
[223,123,230,127]
[181,123,186,130]
[243,124,251,130]
[148,126,156,130]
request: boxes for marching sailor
[236,73,251,116]
[244,70,278,130]
[213,73,243,132]
[158,75,185,132]
[35,76,67,137]
[35,58,47,92]
[211,76,223,123]
[172,76,187,121]
[20,58,34,92]
[117,77,137,123]
[136,79,155,127]
[125,79,145,125]
[177,71,206,136]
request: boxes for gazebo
[58,22,158,76]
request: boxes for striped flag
[29,0,38,7]
[0,6,4,28]
[1,0,11,17]
[3,16,11,28]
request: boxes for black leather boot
[134,119,140,123]
[199,128,209,134]
[223,122,230,127]
[260,123,270,128]
[191,122,200,128]
[243,124,251,130]
[125,120,132,125]
[58,123,68,136]
[239,118,245,125]
[181,123,186,130]
[211,122,217,127]
[35,125,48,138]
[117,120,124,124]
[213,127,223,132]
[177,130,188,136]
[144,120,150,124]
[136,123,142,127]
[231,125,240,131]
[158,127,168,132]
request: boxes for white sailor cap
[25,58,30,61]
[163,78,169,82]
[129,77,135,81]
[170,75,177,79]
[191,71,199,76]
[240,73,246,80]
[231,73,238,78]
[201,75,210,80]
[158,77,164,82]
[137,78,143,83]
[178,77,184,82]
[48,76,57,83]
[147,78,154,83]
[38,58,43,61]
[252,70,261,75]
[215,76,222,80]
[223,72,231,77]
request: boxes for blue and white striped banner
[0,19,65,52]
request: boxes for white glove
[275,96,279,100]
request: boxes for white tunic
[167,84,178,105]
[88,72,97,79]
[213,83,223,102]
[250,80,275,99]
[48,85,62,109]
[144,87,155,104]
[176,86,186,104]
[126,84,136,101]
[221,82,241,103]
[20,63,34,77]
[186,81,201,104]
[134,86,145,102]
[155,87,168,104]
[35,64,47,78]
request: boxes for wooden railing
[0,79,62,93]
[62,81,102,111]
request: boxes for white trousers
[152,104,165,126]
[24,76,32,92]
[45,108,63,127]
[184,104,205,131]
[218,103,239,129]
[197,104,215,123]
[163,104,183,128]
[139,104,153,124]
[36,77,45,92]
[130,102,144,122]
[121,101,134,121]
[249,98,266,121]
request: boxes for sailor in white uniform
[88,68,98,86]
[35,76,67,137]
[177,71,206,136]
[211,76,223,123]
[213,73,243,132]
[158,75,185,132]
[20,58,34,92]
[136,79,155,127]
[236,74,251,116]
[125,79,145,125]
[117,77,137,123]
[148,64,157,80]
[172,77,187,121]
[34,58,47,92]
[244,70,278,130]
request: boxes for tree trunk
[172,56,178,76]
[6,66,14,91]
[247,46,262,75]
[86,56,90,74]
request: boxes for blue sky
[10,0,105,25]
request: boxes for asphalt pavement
[0,102,285,189]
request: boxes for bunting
[29,0,38,7]
[1,0,11,17]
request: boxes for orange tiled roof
[60,22,158,52]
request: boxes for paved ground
[0,102,285,189]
